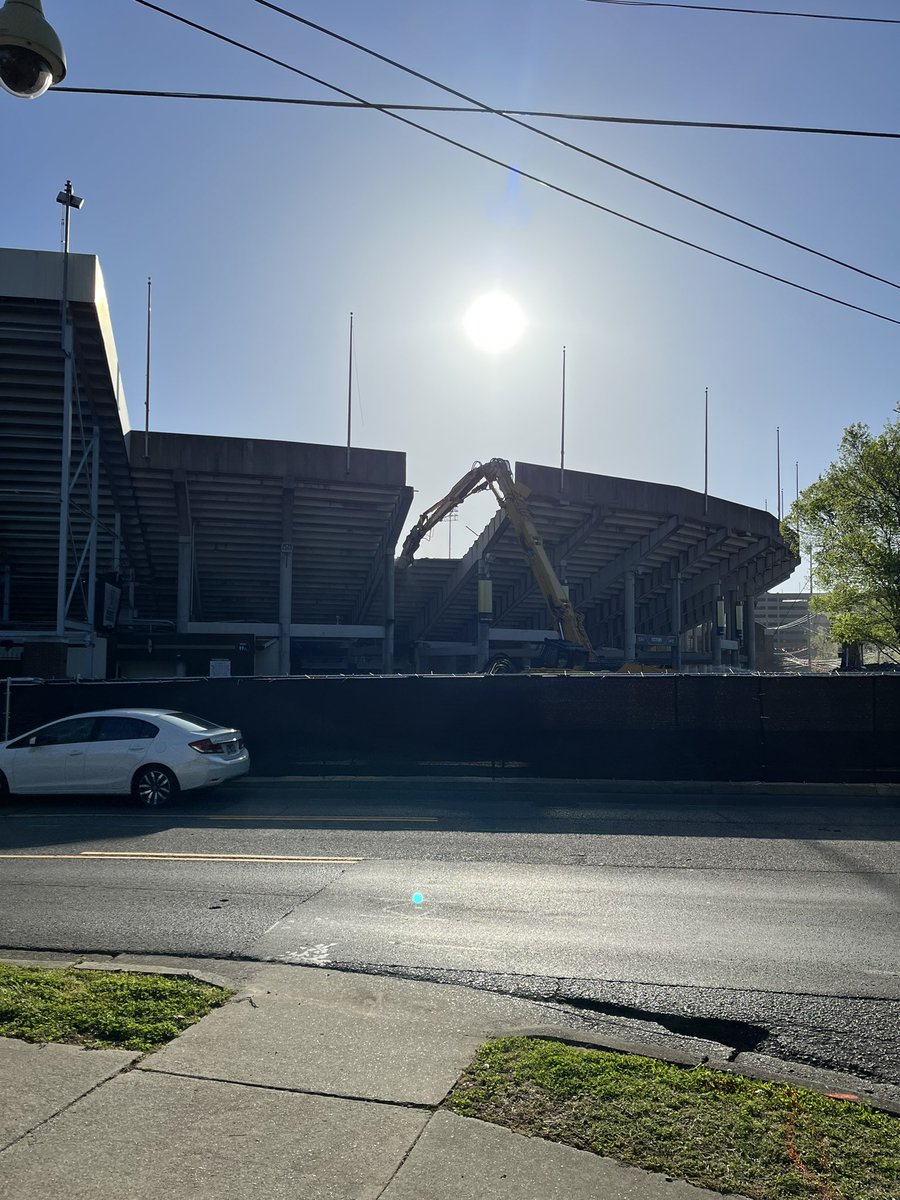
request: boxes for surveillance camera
[0,43,54,97]
[0,0,65,99]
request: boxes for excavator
[396,458,601,672]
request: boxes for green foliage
[446,1037,900,1200]
[785,409,900,654]
[809,624,840,664]
[0,963,230,1052]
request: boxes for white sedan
[0,709,249,806]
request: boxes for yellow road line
[0,852,361,863]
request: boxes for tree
[785,407,900,658]
[809,623,839,664]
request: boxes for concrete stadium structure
[0,247,799,679]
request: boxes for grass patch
[0,963,230,1052]
[444,1037,900,1200]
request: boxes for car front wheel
[132,765,179,807]
[0,771,9,803]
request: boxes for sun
[463,291,526,354]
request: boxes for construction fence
[3,673,898,785]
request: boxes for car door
[85,716,158,792]
[5,716,98,793]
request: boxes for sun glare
[463,291,526,354]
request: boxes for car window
[17,716,98,747]
[93,717,159,742]
[163,712,222,732]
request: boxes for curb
[242,776,900,797]
[4,954,897,1118]
[0,952,239,995]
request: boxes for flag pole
[345,311,353,475]
[559,345,567,495]
[703,386,709,514]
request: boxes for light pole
[55,181,84,638]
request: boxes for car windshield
[163,712,226,732]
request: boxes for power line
[54,87,900,141]
[129,0,900,327]
[246,0,900,291]
[582,1,900,25]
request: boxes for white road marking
[278,943,338,966]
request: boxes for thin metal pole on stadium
[559,345,566,495]
[144,277,152,458]
[345,311,353,475]
[703,387,709,515]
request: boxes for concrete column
[623,570,636,662]
[671,574,682,671]
[382,550,395,674]
[745,594,757,670]
[176,535,192,633]
[476,557,493,671]
[712,595,724,667]
[476,622,490,670]
[112,512,121,573]
[86,428,100,632]
[174,475,192,634]
[279,485,295,676]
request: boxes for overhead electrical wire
[582,1,900,25]
[54,87,900,141]
[129,0,900,327]
[246,0,900,292]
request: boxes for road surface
[1,780,897,1085]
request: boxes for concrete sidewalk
[0,956,753,1199]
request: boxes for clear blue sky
[4,1,898,573]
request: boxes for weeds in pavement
[0,963,230,1052]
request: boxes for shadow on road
[0,779,898,852]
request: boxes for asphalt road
[1,780,898,1087]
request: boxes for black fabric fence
[4,674,898,784]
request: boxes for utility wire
[54,87,900,141]
[247,0,900,292]
[130,0,900,327]
[583,1,900,24]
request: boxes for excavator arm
[396,462,493,569]
[397,458,595,660]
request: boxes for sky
[3,0,898,580]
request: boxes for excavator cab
[486,639,593,675]
[536,638,592,670]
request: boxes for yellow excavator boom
[397,458,595,658]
